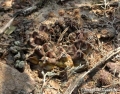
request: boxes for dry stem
[57,27,69,43]
[64,47,120,94]
[0,17,15,34]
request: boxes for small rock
[10,46,18,54]
[58,9,65,16]
[100,28,116,38]
[14,41,21,46]
[14,52,21,60]
[15,60,25,69]
[0,61,35,94]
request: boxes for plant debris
[106,62,120,77]
[0,0,120,94]
[93,69,112,87]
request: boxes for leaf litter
[0,0,120,94]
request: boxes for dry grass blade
[0,17,15,34]
[0,1,43,35]
[57,27,69,43]
[65,1,119,10]
[64,47,120,94]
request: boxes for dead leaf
[27,56,39,65]
[64,55,74,68]
[4,26,16,35]
[43,63,56,71]
[56,54,73,68]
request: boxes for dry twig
[0,0,45,35]
[40,71,59,93]
[64,47,120,94]
[57,27,69,43]
[65,1,119,10]
[0,17,15,34]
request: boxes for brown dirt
[0,0,120,94]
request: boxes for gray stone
[0,61,35,94]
